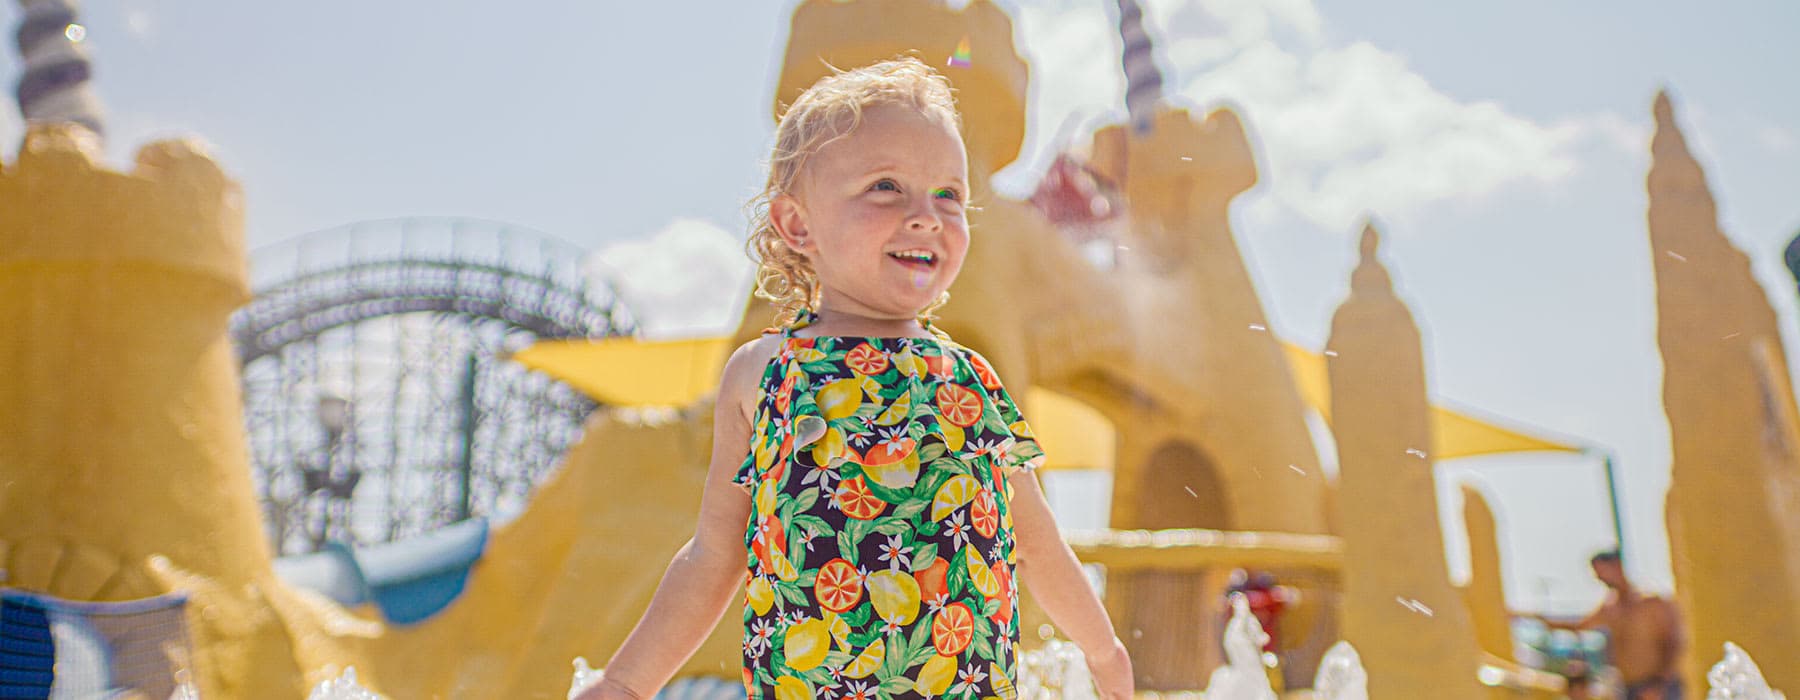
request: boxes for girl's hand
[1084,637,1134,700]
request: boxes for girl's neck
[800,305,931,339]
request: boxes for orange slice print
[936,383,983,428]
[931,602,976,656]
[814,558,865,613]
[845,343,890,376]
[833,477,887,520]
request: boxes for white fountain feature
[1199,594,1278,700]
[1707,642,1787,700]
[1311,641,1369,700]
[307,667,382,700]
[1017,637,1100,700]
[569,657,604,699]
[567,658,744,700]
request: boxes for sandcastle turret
[1648,91,1800,691]
[1327,224,1484,698]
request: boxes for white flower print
[870,424,910,462]
[840,680,875,700]
[748,618,775,658]
[877,534,912,572]
[967,437,1000,456]
[926,591,951,615]
[944,511,972,551]
[802,461,837,494]
[950,664,988,697]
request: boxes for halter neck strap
[776,308,941,339]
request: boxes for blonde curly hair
[746,56,964,330]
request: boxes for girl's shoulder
[718,334,786,418]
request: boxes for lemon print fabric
[733,309,1043,699]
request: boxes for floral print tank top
[733,310,1044,700]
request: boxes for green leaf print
[787,537,807,575]
[890,498,928,521]
[843,602,873,628]
[881,631,909,680]
[980,407,1012,443]
[981,596,1001,618]
[929,457,967,478]
[974,629,996,663]
[972,615,996,658]
[802,664,836,687]
[791,487,820,514]
[872,516,912,539]
[845,518,877,548]
[777,581,809,606]
[917,440,947,463]
[838,531,859,566]
[792,514,833,538]
[881,676,914,696]
[906,619,935,665]
[801,360,838,375]
[864,477,913,505]
[946,553,970,600]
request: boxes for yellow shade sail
[1280,340,1583,459]
[510,336,734,408]
[510,335,1582,468]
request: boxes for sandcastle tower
[1649,92,1800,690]
[0,123,333,694]
[1327,224,1484,698]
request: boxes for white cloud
[585,218,753,339]
[1001,0,1604,232]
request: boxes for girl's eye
[933,187,963,204]
[871,180,900,193]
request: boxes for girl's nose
[905,198,942,232]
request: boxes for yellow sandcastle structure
[1647,92,1800,691]
[4,1,1793,698]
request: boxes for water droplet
[1179,156,1193,161]
[1665,250,1688,262]
[64,24,86,42]
[1287,464,1305,475]
[1405,448,1428,459]
[1395,596,1434,616]
[1248,323,1266,332]
[1722,332,1741,340]
[1324,350,1339,357]
[1183,486,1197,498]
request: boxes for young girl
[578,57,1133,700]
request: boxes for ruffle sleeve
[965,349,1046,476]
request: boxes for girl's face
[773,102,970,323]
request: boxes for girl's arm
[1009,471,1134,700]
[574,339,773,700]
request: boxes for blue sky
[3,0,1796,615]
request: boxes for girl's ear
[770,193,811,257]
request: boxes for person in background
[1541,550,1684,700]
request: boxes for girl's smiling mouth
[887,249,938,272]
